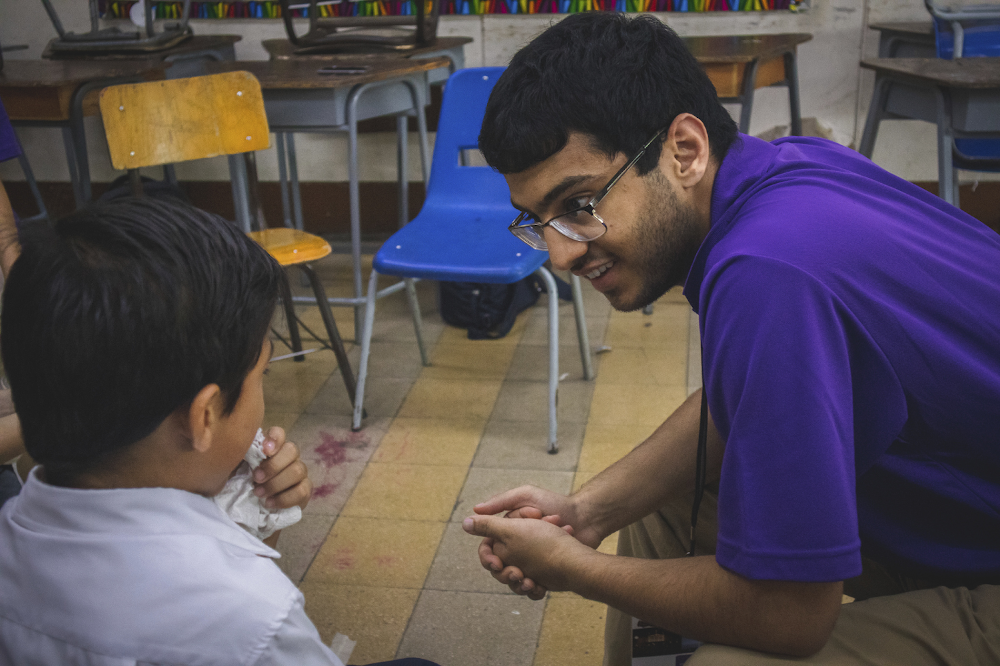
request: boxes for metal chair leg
[535,266,560,454]
[403,278,429,367]
[570,274,594,382]
[299,262,358,407]
[353,268,381,431]
[279,273,305,360]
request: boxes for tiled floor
[269,253,696,666]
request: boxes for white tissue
[214,429,302,540]
[329,633,356,663]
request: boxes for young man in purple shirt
[462,12,1000,664]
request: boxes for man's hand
[463,514,592,598]
[472,485,604,598]
[252,426,311,510]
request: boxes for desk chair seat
[98,71,358,408]
[352,67,595,453]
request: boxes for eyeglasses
[508,127,668,251]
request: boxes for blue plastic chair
[926,0,1000,199]
[351,67,595,453]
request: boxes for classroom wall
[0,0,987,188]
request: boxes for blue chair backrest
[423,67,515,218]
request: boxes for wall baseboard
[5,179,998,238]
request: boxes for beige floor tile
[372,416,486,467]
[305,517,445,588]
[595,346,687,387]
[520,311,609,349]
[572,471,597,494]
[266,346,345,376]
[307,373,414,419]
[474,420,585,472]
[340,463,468,521]
[261,410,301,436]
[604,304,690,350]
[492,379,595,425]
[577,422,657,474]
[586,384,688,427]
[299,582,420,665]
[420,341,519,381]
[349,340,428,380]
[397,590,546,666]
[423,521,514,594]
[505,343,598,383]
[275,513,337,584]
[452,468,575,522]
[533,594,607,666]
[398,377,503,421]
[263,370,329,413]
[303,461,367,517]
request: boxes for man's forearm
[568,548,843,657]
[573,389,725,539]
[0,178,21,278]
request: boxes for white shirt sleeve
[251,601,345,666]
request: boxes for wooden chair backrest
[99,71,269,170]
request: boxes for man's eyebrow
[511,174,595,218]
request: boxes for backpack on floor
[439,274,571,340]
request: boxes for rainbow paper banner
[100,0,801,18]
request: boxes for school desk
[0,59,167,206]
[859,56,1000,206]
[868,22,937,58]
[262,36,471,85]
[42,35,242,80]
[683,32,812,136]
[204,56,450,340]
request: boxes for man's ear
[661,113,710,189]
[186,384,223,454]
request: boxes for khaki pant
[604,488,1000,666]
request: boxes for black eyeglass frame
[507,127,669,250]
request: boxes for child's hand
[252,426,312,510]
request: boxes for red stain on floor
[313,430,369,468]
[312,482,338,499]
[375,554,398,568]
[332,548,355,570]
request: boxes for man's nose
[543,226,588,272]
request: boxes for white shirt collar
[13,467,279,558]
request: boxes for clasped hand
[463,485,603,600]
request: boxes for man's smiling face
[505,130,708,312]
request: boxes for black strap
[687,363,708,557]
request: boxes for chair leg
[279,272,305,360]
[404,278,430,367]
[570,274,594,382]
[299,262,358,407]
[353,269,380,431]
[535,267,560,454]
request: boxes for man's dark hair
[1,197,285,483]
[479,12,739,175]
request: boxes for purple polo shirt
[685,134,1000,583]
[0,100,20,162]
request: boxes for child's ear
[186,384,223,453]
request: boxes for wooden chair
[98,71,358,410]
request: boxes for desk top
[868,22,934,37]
[262,36,472,61]
[204,56,451,89]
[42,35,242,61]
[0,59,166,88]
[860,57,1000,88]
[682,33,812,64]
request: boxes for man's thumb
[463,515,500,539]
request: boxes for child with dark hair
[0,198,437,666]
